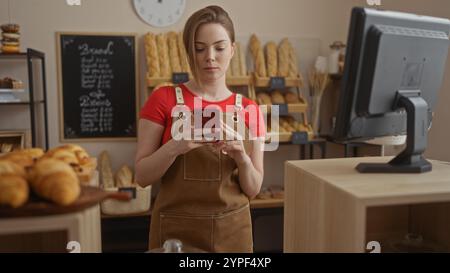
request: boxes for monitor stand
[356,90,432,173]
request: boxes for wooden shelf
[250,197,284,209]
[101,209,152,219]
[226,76,251,86]
[259,103,308,114]
[147,76,174,88]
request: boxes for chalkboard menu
[57,33,137,140]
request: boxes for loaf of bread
[156,33,171,77]
[249,34,267,77]
[99,151,114,188]
[167,31,182,73]
[271,90,285,104]
[0,174,29,208]
[286,39,299,78]
[177,32,191,75]
[145,32,160,78]
[230,42,241,76]
[29,158,80,206]
[284,92,300,103]
[265,41,278,77]
[256,92,272,105]
[238,42,247,76]
[278,39,290,77]
[115,165,133,188]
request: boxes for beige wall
[0,0,449,179]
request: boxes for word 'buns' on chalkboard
[57,32,138,141]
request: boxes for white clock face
[133,0,186,27]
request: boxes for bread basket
[100,185,151,215]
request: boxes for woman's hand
[213,119,250,166]
[214,140,250,166]
[168,127,210,157]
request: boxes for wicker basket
[100,185,151,216]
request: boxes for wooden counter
[284,157,450,253]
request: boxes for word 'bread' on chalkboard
[57,33,138,141]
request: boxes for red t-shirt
[139,84,266,144]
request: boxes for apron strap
[175,86,184,105]
[235,93,243,110]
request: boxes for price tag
[292,131,309,144]
[275,104,289,116]
[119,187,137,199]
[172,73,189,84]
[269,77,285,89]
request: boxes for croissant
[43,149,79,166]
[0,174,29,208]
[29,159,80,206]
[0,160,26,177]
[0,148,44,169]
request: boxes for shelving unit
[0,48,49,149]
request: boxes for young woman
[135,5,265,253]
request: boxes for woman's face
[194,23,234,83]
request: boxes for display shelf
[250,197,284,209]
[0,48,49,149]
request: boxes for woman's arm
[135,119,206,187]
[135,119,177,187]
[217,139,264,199]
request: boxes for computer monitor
[334,7,450,173]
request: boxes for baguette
[156,33,171,77]
[145,32,160,77]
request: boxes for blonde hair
[183,5,235,83]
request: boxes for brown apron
[148,87,253,253]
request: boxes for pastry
[265,41,278,77]
[249,34,267,77]
[1,24,20,33]
[0,152,34,169]
[145,32,160,78]
[284,92,300,103]
[0,160,26,177]
[167,31,182,73]
[99,151,114,188]
[278,38,290,77]
[0,174,29,208]
[256,92,272,105]
[177,32,191,75]
[230,42,241,76]
[115,165,133,188]
[271,90,285,104]
[29,158,80,206]
[156,33,171,77]
[256,187,272,200]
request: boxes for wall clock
[133,0,186,27]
